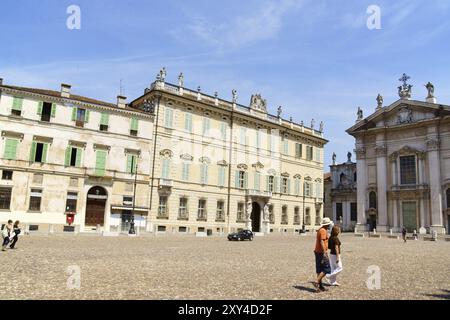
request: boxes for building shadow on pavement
[423,289,450,300]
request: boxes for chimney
[117,95,127,108]
[61,84,71,98]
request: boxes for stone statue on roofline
[425,82,434,98]
[332,153,337,165]
[277,106,282,118]
[319,121,324,132]
[357,107,363,121]
[178,73,184,87]
[376,94,383,109]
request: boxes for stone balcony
[246,189,273,198]
[159,178,173,188]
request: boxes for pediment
[347,100,450,134]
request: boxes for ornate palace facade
[0,72,327,235]
[347,76,450,234]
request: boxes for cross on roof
[399,73,411,87]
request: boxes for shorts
[314,252,331,275]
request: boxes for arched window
[369,191,377,209]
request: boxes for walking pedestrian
[2,220,13,251]
[9,221,21,249]
[326,226,343,286]
[312,217,332,292]
[402,226,407,243]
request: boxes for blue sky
[1,0,450,168]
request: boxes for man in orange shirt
[313,217,332,292]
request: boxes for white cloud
[183,0,305,48]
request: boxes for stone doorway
[85,186,107,227]
[251,202,261,232]
[402,201,417,233]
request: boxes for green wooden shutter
[29,142,37,162]
[71,108,77,121]
[84,110,90,123]
[64,147,72,166]
[130,118,139,131]
[165,108,173,128]
[265,176,269,192]
[254,172,260,191]
[203,118,210,136]
[100,113,109,126]
[295,179,300,196]
[161,159,170,179]
[4,139,18,160]
[126,154,133,173]
[75,148,82,167]
[41,143,48,163]
[244,172,248,189]
[12,97,23,111]
[235,170,240,188]
[95,150,107,176]
[51,103,56,118]
[184,113,192,132]
[218,167,224,186]
[287,179,291,194]
[37,101,43,115]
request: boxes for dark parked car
[228,230,254,241]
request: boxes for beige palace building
[347,77,450,235]
[0,72,327,235]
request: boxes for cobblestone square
[1,234,449,300]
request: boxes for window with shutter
[126,154,137,174]
[165,107,173,128]
[11,97,23,116]
[4,139,18,160]
[220,122,227,141]
[184,113,192,133]
[254,172,260,191]
[100,113,109,131]
[130,118,139,136]
[295,143,303,159]
[218,166,226,187]
[95,150,107,176]
[30,142,47,163]
[202,118,210,136]
[182,163,190,181]
[161,159,170,179]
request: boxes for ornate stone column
[355,146,368,231]
[427,137,444,233]
[246,200,252,231]
[375,144,389,232]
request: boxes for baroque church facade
[0,71,327,235]
[347,76,450,235]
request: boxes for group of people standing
[313,217,343,293]
[2,220,21,251]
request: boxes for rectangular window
[270,132,277,152]
[179,197,188,219]
[95,150,107,176]
[281,206,288,224]
[0,188,12,210]
[218,166,226,187]
[315,148,321,162]
[268,176,274,192]
[126,154,137,174]
[216,201,225,221]
[295,143,303,159]
[65,192,78,213]
[74,108,87,127]
[237,171,246,189]
[38,102,54,122]
[294,207,300,225]
[240,128,247,145]
[184,112,192,133]
[306,146,313,161]
[158,196,168,217]
[256,130,261,149]
[100,113,109,131]
[2,170,13,180]
[336,203,343,220]
[130,118,139,136]
[123,196,133,206]
[281,178,288,194]
[12,97,23,116]
[198,199,207,220]
[29,189,42,211]
[304,182,311,197]
[237,202,245,222]
[65,147,82,168]
[30,142,48,163]
[400,156,417,185]
[164,107,174,128]
[4,139,18,160]
[351,203,357,222]
[182,163,190,181]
